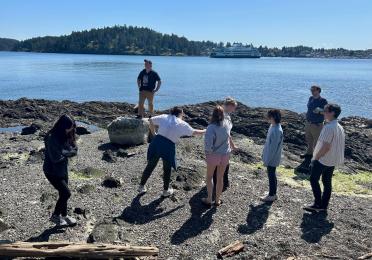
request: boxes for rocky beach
[0,98,371,259]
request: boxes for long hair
[49,115,76,145]
[210,105,225,126]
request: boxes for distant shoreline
[2,50,372,60]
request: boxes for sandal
[215,200,223,206]
[201,198,212,207]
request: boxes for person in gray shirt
[261,109,284,202]
[203,106,232,207]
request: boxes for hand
[309,160,318,169]
[232,146,239,152]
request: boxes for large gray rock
[107,117,149,146]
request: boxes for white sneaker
[260,195,278,202]
[137,185,147,194]
[0,218,10,233]
[162,188,174,198]
[64,216,77,226]
[50,215,68,227]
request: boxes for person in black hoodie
[43,115,78,227]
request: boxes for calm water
[0,51,371,118]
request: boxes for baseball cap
[144,59,152,64]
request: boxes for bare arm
[192,129,206,136]
[137,79,141,89]
[313,142,331,161]
[148,118,157,135]
[154,80,162,92]
[229,136,238,151]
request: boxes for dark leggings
[267,166,277,196]
[140,155,172,190]
[310,160,334,209]
[45,174,71,217]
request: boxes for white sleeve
[150,114,166,126]
[180,122,195,137]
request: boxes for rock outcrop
[107,117,149,146]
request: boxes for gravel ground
[0,130,371,259]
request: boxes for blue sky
[1,0,371,49]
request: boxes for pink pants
[206,153,230,167]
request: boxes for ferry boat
[210,43,261,58]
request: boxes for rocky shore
[0,98,371,259]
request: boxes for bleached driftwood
[217,240,245,259]
[0,241,158,259]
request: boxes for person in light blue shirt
[261,109,284,202]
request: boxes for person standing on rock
[43,115,78,227]
[304,104,345,212]
[203,105,233,207]
[213,97,238,192]
[297,85,328,173]
[137,59,161,118]
[261,109,284,202]
[138,107,206,197]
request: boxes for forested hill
[5,25,372,58]
[13,26,217,56]
[0,38,19,51]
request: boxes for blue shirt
[306,96,328,124]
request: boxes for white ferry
[210,43,261,58]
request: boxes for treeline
[3,25,372,58]
[12,25,216,56]
[258,45,372,59]
[0,38,19,51]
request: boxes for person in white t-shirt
[138,107,206,197]
[304,103,345,212]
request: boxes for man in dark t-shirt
[137,59,161,118]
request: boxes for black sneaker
[303,204,325,212]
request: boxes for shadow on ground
[237,201,273,234]
[116,193,184,224]
[171,187,217,245]
[300,212,334,243]
[26,226,66,242]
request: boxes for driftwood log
[217,240,245,259]
[358,252,372,260]
[0,241,159,259]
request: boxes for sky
[1,0,372,50]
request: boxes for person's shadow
[238,202,272,234]
[26,226,66,242]
[116,193,184,224]
[300,212,334,243]
[171,187,217,245]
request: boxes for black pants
[45,174,71,217]
[267,166,277,196]
[310,160,335,209]
[140,155,172,190]
[213,164,230,192]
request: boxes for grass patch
[249,163,372,196]
[70,167,105,180]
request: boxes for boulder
[107,117,149,146]
[21,123,41,135]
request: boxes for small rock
[77,184,96,194]
[76,126,91,135]
[116,148,128,158]
[0,218,10,233]
[102,150,117,163]
[21,123,41,135]
[102,176,122,188]
[87,222,120,243]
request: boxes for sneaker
[162,188,174,198]
[260,195,278,202]
[303,204,325,212]
[64,216,77,226]
[0,218,10,233]
[137,185,147,194]
[50,215,68,227]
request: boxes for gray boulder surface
[107,117,149,146]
